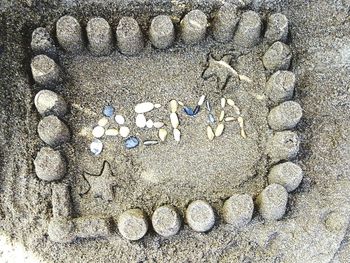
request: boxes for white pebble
[238,117,247,138]
[144,140,158,146]
[219,110,225,122]
[233,105,241,115]
[136,114,147,128]
[169,100,178,113]
[227,99,235,106]
[115,115,125,125]
[207,126,214,141]
[135,102,154,114]
[173,128,181,142]
[215,123,224,137]
[159,128,168,141]
[92,126,105,138]
[154,103,161,108]
[225,117,235,122]
[98,117,109,127]
[90,139,103,155]
[198,95,206,106]
[146,119,154,128]
[170,112,179,129]
[153,122,164,128]
[119,126,130,138]
[221,98,226,108]
[178,101,184,106]
[105,128,119,136]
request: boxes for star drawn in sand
[82,161,117,201]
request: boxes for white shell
[170,112,179,129]
[153,122,164,128]
[227,99,235,106]
[146,119,154,128]
[207,126,214,141]
[136,114,147,128]
[238,117,247,138]
[215,123,224,137]
[114,115,125,125]
[225,117,235,122]
[98,117,109,127]
[158,128,168,141]
[92,126,105,138]
[135,102,154,114]
[169,100,178,113]
[90,139,103,155]
[219,110,225,122]
[144,140,158,146]
[197,95,206,106]
[119,126,130,138]
[173,128,181,142]
[154,103,161,108]
[221,98,226,108]
[105,128,119,136]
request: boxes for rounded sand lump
[31,55,60,86]
[268,101,303,131]
[266,131,300,163]
[152,205,181,237]
[186,200,215,232]
[34,89,67,117]
[116,17,143,55]
[212,3,239,43]
[265,13,289,43]
[180,10,207,45]
[268,162,303,192]
[31,27,56,57]
[118,209,148,241]
[56,15,84,52]
[234,10,262,48]
[37,115,70,147]
[149,15,175,49]
[48,217,75,243]
[263,41,292,71]
[223,194,254,228]
[266,70,296,104]
[86,17,113,56]
[34,147,66,182]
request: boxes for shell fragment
[170,112,179,129]
[146,119,154,128]
[225,117,235,122]
[135,102,154,114]
[207,126,214,141]
[198,95,206,106]
[98,117,109,127]
[136,114,147,128]
[154,122,164,128]
[105,128,119,136]
[238,117,247,138]
[119,126,130,138]
[158,128,168,141]
[215,123,224,137]
[221,98,226,108]
[219,110,225,122]
[170,100,178,113]
[115,115,125,125]
[144,140,158,146]
[173,128,181,142]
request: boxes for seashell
[135,102,154,114]
[215,123,224,137]
[193,105,200,115]
[159,128,168,141]
[136,114,147,128]
[115,115,125,125]
[143,140,158,146]
[119,126,130,138]
[92,126,105,138]
[169,99,178,113]
[208,113,215,123]
[154,103,161,108]
[98,117,109,127]
[170,112,179,128]
[227,99,235,107]
[197,95,206,106]
[225,117,235,122]
[103,105,115,117]
[206,100,211,112]
[173,128,181,142]
[105,128,119,136]
[184,106,194,116]
[219,110,225,122]
[125,136,139,149]
[146,119,154,128]
[90,139,103,155]
[207,126,214,141]
[221,98,226,108]
[154,122,164,128]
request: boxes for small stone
[105,128,118,136]
[125,136,139,149]
[143,140,158,146]
[119,126,130,138]
[234,11,262,48]
[136,114,147,128]
[114,115,125,125]
[265,13,289,43]
[159,128,168,141]
[38,116,70,147]
[34,147,66,182]
[86,17,113,56]
[207,126,215,141]
[56,15,84,52]
[92,126,105,138]
[118,209,148,241]
[268,162,303,192]
[263,41,292,71]
[170,112,179,129]
[31,55,60,86]
[173,128,181,142]
[31,27,56,57]
[268,101,303,131]
[116,17,144,55]
[221,98,226,108]
[169,99,178,113]
[152,205,181,237]
[266,71,296,104]
[154,103,161,109]
[225,117,235,122]
[266,131,300,163]
[186,200,215,232]
[154,122,164,128]
[103,105,115,117]
[208,113,215,123]
[180,10,208,45]
[34,89,67,117]
[215,123,225,137]
[256,184,288,220]
[198,95,206,106]
[149,15,175,49]
[90,139,103,155]
[146,119,154,128]
[48,217,76,243]
[178,101,184,106]
[212,3,239,43]
[227,99,235,107]
[219,110,225,122]
[223,194,254,228]
[135,102,154,114]
[98,117,109,127]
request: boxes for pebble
[144,140,158,146]
[178,101,184,106]
[266,71,296,104]
[48,217,76,243]
[207,126,215,141]
[212,3,239,43]
[180,9,208,45]
[136,114,147,128]
[31,27,56,57]
[238,117,247,138]
[225,117,235,122]
[56,15,84,52]
[170,112,179,128]
[197,95,206,106]
[149,15,175,49]
[105,128,119,136]
[90,139,103,155]
[268,101,303,131]
[116,17,144,56]
[169,99,178,113]
[262,41,292,71]
[154,122,164,128]
[223,194,254,228]
[37,115,70,147]
[159,128,168,141]
[227,99,235,107]
[31,55,60,86]
[146,119,154,128]
[186,200,215,232]
[268,162,303,192]
[208,113,215,123]
[34,147,66,182]
[154,103,162,109]
[173,128,181,142]
[219,110,225,122]
[125,136,139,149]
[135,102,154,114]
[119,126,130,138]
[265,13,289,43]
[103,105,115,117]
[233,105,241,115]
[34,89,67,117]
[256,184,288,220]
[92,126,105,138]
[117,209,148,241]
[86,17,113,56]
[98,117,109,127]
[215,123,225,137]
[114,115,125,125]
[221,97,226,108]
[266,131,300,163]
[234,11,262,48]
[152,205,181,237]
